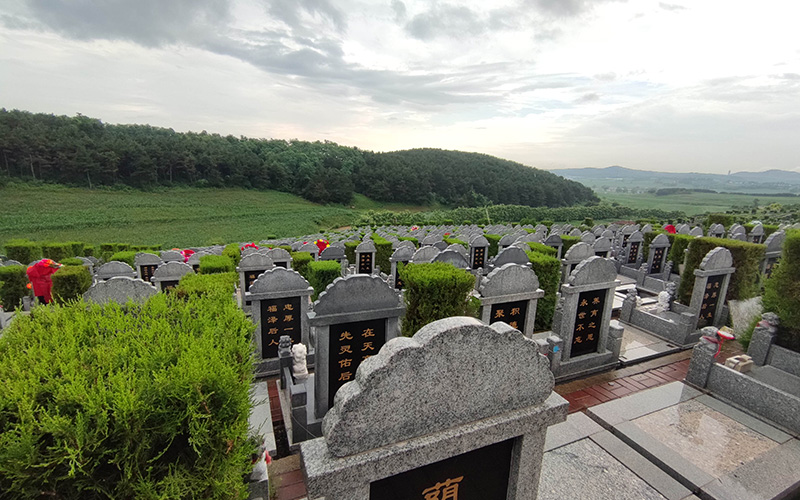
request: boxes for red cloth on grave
[26,259,61,303]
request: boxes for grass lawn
[0,184,426,248]
[598,191,800,216]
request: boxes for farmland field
[0,184,425,248]
[598,191,799,216]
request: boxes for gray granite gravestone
[84,276,157,305]
[134,252,163,283]
[432,241,448,251]
[185,251,208,273]
[319,246,346,263]
[592,237,612,258]
[748,223,765,244]
[761,230,784,278]
[543,234,563,258]
[491,246,530,269]
[303,275,405,434]
[580,231,596,244]
[707,223,725,238]
[95,261,137,282]
[159,250,184,263]
[560,242,594,284]
[646,233,670,277]
[729,225,746,240]
[389,246,414,290]
[468,235,489,270]
[300,242,321,260]
[432,249,470,269]
[623,230,644,266]
[445,243,468,259]
[618,225,636,248]
[421,234,441,246]
[150,261,193,292]
[249,268,314,378]
[267,248,293,269]
[688,247,735,330]
[689,226,703,237]
[237,253,275,307]
[498,233,517,252]
[410,246,440,263]
[479,263,544,338]
[534,257,624,381]
[301,317,568,500]
[355,240,377,275]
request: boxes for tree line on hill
[0,109,598,207]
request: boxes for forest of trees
[0,109,598,208]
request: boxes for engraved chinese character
[494,309,505,319]
[267,305,278,313]
[704,293,709,300]
[580,299,589,307]
[422,476,463,500]
[362,342,375,351]
[339,358,352,368]
[707,312,713,318]
[339,331,353,341]
[588,322,596,330]
[284,314,293,322]
[707,283,712,290]
[575,336,583,343]
[511,307,520,316]
[268,328,278,335]
[702,303,707,310]
[587,333,594,340]
[338,372,352,381]
[268,339,279,346]
[590,309,598,317]
[267,316,278,324]
[363,328,375,337]
[714,282,720,288]
[593,297,601,305]
[576,323,585,331]
[578,312,586,320]
[711,292,717,299]
[339,345,352,354]
[283,303,294,311]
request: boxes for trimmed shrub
[60,257,84,266]
[666,234,694,271]
[676,237,766,306]
[705,213,735,229]
[525,250,561,331]
[199,254,235,274]
[400,262,475,336]
[344,241,359,264]
[51,265,92,303]
[41,242,72,262]
[527,242,557,257]
[0,293,255,498]
[443,237,467,246]
[277,245,292,253]
[370,235,393,274]
[4,239,40,264]
[0,265,30,311]
[100,243,130,261]
[398,236,419,248]
[560,235,581,255]
[65,241,85,258]
[763,229,800,351]
[177,272,239,297]
[306,260,342,300]
[291,252,313,279]
[222,243,242,266]
[83,245,95,257]
[485,234,501,257]
[109,250,137,268]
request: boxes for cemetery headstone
[688,247,735,329]
[543,234,563,258]
[300,242,321,260]
[560,242,594,284]
[646,233,670,276]
[479,263,544,337]
[319,246,346,263]
[624,231,644,265]
[748,223,765,244]
[83,276,157,305]
[237,253,275,307]
[432,249,470,269]
[389,246,414,289]
[592,237,612,258]
[267,248,293,269]
[150,261,193,292]
[468,235,489,270]
[95,261,137,282]
[355,240,377,275]
[491,246,530,268]
[761,231,785,278]
[159,250,184,263]
[410,246,440,264]
[134,252,163,283]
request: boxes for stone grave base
[581,382,800,500]
[254,351,315,379]
[278,373,323,450]
[618,322,682,366]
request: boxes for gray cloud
[524,0,626,17]
[267,0,347,33]
[658,2,686,12]
[391,0,406,22]
[576,92,600,103]
[405,4,487,40]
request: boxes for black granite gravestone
[394,261,408,289]
[245,270,266,293]
[471,247,486,269]
[260,296,302,359]
[161,280,179,291]
[627,241,640,264]
[369,438,513,500]
[359,253,373,274]
[139,264,158,283]
[650,247,665,274]
[489,300,528,333]
[698,274,723,327]
[570,289,604,357]
[328,318,387,409]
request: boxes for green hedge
[0,266,30,311]
[291,252,313,279]
[64,242,85,258]
[222,243,242,266]
[485,234,501,257]
[676,237,766,305]
[560,235,581,255]
[83,245,95,257]
[107,250,136,268]
[0,293,255,499]
[307,260,342,300]
[705,213,735,229]
[344,241,359,264]
[99,243,131,262]
[177,272,239,297]
[525,250,561,331]
[666,234,694,271]
[51,265,92,303]
[60,257,84,266]
[199,254,235,274]
[370,235,393,274]
[397,236,419,248]
[400,262,475,336]
[4,239,40,264]
[763,229,800,351]
[443,237,467,246]
[41,242,71,262]
[527,242,557,257]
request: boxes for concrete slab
[749,365,800,398]
[249,380,277,457]
[619,322,682,365]
[544,411,603,452]
[587,381,701,427]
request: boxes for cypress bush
[222,243,242,266]
[108,250,137,268]
[397,236,418,248]
[344,241,359,264]
[400,262,475,336]
[560,235,581,255]
[60,257,85,266]
[51,265,92,303]
[177,272,238,297]
[527,242,557,257]
[525,250,561,331]
[666,234,694,271]
[0,293,255,499]
[0,265,30,311]
[199,255,235,274]
[484,234,501,257]
[4,239,41,264]
[443,237,467,246]
[676,237,765,305]
[306,260,342,300]
[41,242,72,262]
[705,213,735,229]
[65,241,85,258]
[83,245,95,257]
[370,235,394,273]
[291,252,313,279]
[762,229,800,351]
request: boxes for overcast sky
[2,0,799,174]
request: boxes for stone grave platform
[618,321,682,365]
[249,380,277,459]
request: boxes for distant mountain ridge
[549,166,800,193]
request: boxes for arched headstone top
[390,246,415,262]
[700,247,733,270]
[567,256,617,286]
[690,226,704,237]
[410,246,440,263]
[152,261,193,279]
[356,240,376,253]
[498,234,517,246]
[322,317,553,457]
[96,261,136,276]
[568,228,582,237]
[544,234,562,246]
[249,267,312,295]
[445,243,468,257]
[432,249,469,268]
[563,242,594,261]
[84,277,157,305]
[299,243,320,255]
[764,231,785,253]
[160,250,184,262]
[469,235,489,247]
[492,246,530,267]
[480,263,540,297]
[134,252,162,266]
[628,230,644,242]
[421,234,442,246]
[319,246,346,260]
[267,248,292,261]
[600,229,614,239]
[238,253,274,269]
[580,232,596,244]
[313,274,403,316]
[396,240,416,251]
[651,233,670,246]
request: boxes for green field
[598,191,800,216]
[0,184,425,248]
